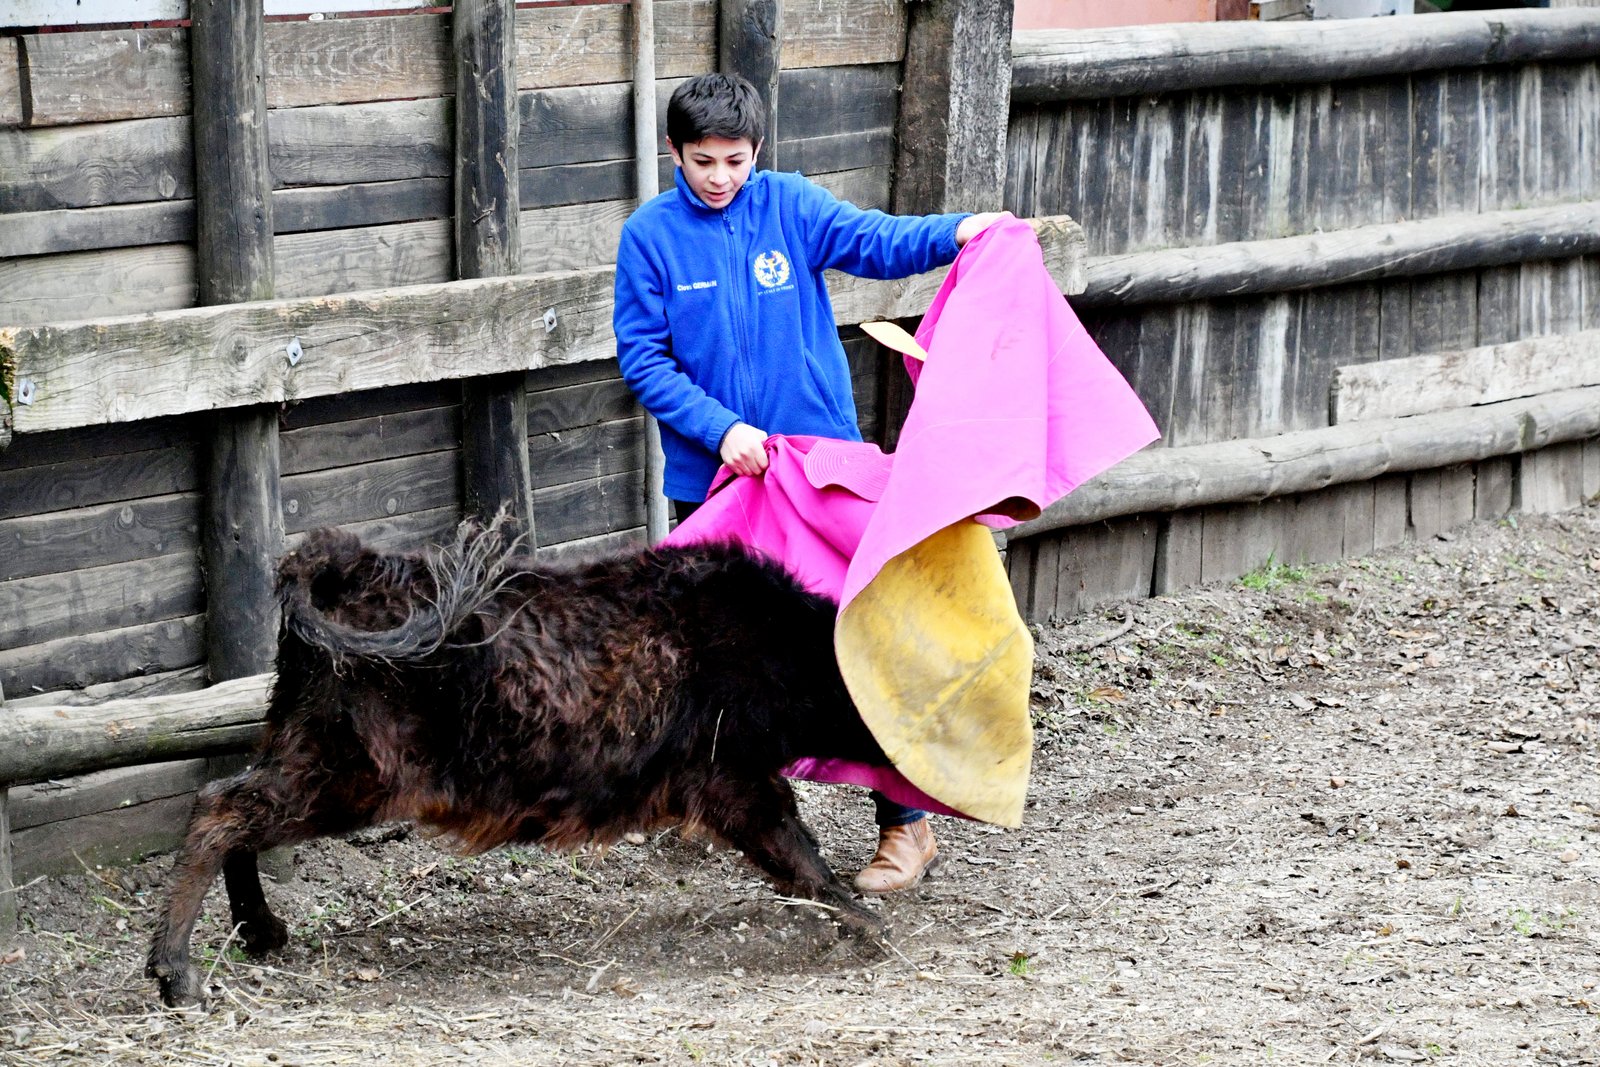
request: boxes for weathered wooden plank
[14,4,714,126]
[281,404,456,475]
[1372,473,1409,550]
[7,759,211,832]
[1028,535,1061,621]
[0,244,195,326]
[780,129,895,181]
[1010,385,1600,539]
[1585,436,1600,502]
[10,793,193,880]
[4,271,607,432]
[528,357,627,393]
[1003,536,1036,619]
[0,418,191,473]
[1152,511,1202,596]
[518,0,713,89]
[1331,328,1600,423]
[810,166,893,212]
[0,201,191,259]
[0,615,204,701]
[532,469,646,547]
[21,28,190,126]
[275,219,453,298]
[274,178,452,234]
[519,200,632,274]
[1474,455,1516,520]
[280,380,455,431]
[282,451,460,535]
[782,0,904,69]
[530,417,645,490]
[0,554,201,654]
[1519,440,1590,514]
[1407,465,1475,541]
[1407,272,1478,355]
[1479,65,1526,213]
[1076,203,1600,310]
[534,525,647,562]
[894,0,1013,215]
[270,97,451,189]
[285,504,462,555]
[4,666,205,710]
[1010,11,1600,103]
[0,493,200,582]
[529,376,640,434]
[0,672,267,786]
[1044,517,1159,618]
[1,180,455,260]
[1475,264,1521,347]
[0,442,197,521]
[0,115,191,213]
[1199,498,1286,586]
[1,37,23,129]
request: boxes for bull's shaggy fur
[147,520,887,1008]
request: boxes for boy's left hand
[956,212,1007,247]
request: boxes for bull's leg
[702,775,883,936]
[146,766,344,1008]
[222,851,290,956]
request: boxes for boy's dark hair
[666,73,765,149]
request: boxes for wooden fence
[0,0,1020,899]
[5,2,1600,909]
[1001,9,1600,620]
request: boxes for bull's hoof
[239,912,290,956]
[833,898,888,939]
[148,962,207,1011]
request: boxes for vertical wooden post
[719,0,781,172]
[190,0,282,682]
[191,1,293,885]
[632,0,672,542]
[892,0,1014,215]
[879,0,1014,447]
[0,679,14,942]
[456,0,534,530]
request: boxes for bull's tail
[278,513,531,665]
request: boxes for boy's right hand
[719,422,771,478]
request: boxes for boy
[613,72,999,894]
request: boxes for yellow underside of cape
[835,521,1034,828]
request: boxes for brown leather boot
[853,818,939,894]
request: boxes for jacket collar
[674,167,764,214]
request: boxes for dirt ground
[3,505,1598,1066]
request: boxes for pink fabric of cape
[664,216,1160,819]
[841,215,1161,608]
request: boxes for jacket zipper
[722,206,757,411]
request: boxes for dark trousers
[671,499,926,830]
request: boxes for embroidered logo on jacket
[753,251,792,290]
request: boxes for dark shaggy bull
[146,520,888,1008]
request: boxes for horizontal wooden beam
[1332,329,1600,424]
[0,674,271,787]
[1011,9,1600,102]
[1009,384,1600,541]
[0,215,1086,438]
[1074,203,1600,310]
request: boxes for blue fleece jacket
[613,168,968,502]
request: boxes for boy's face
[668,136,761,210]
